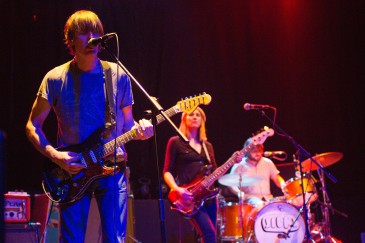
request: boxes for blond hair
[179,107,207,142]
[64,10,104,55]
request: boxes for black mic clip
[87,33,116,47]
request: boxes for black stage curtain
[1,1,364,242]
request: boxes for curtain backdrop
[2,1,364,241]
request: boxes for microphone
[87,33,116,47]
[243,103,271,110]
[265,151,287,161]
[263,151,287,157]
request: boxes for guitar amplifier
[4,192,31,223]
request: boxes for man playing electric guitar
[41,93,212,205]
[25,10,153,243]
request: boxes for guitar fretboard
[102,106,180,157]
[200,143,255,188]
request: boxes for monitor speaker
[0,131,6,243]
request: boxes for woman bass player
[163,107,242,243]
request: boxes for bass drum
[245,202,305,243]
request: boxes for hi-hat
[218,174,262,187]
[301,152,343,171]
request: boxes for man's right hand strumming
[49,148,83,174]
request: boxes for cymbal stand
[317,168,332,241]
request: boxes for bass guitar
[42,93,212,204]
[167,128,274,217]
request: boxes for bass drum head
[250,202,305,243]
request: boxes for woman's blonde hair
[179,107,207,141]
[64,10,104,55]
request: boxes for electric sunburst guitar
[168,128,274,217]
[42,93,211,204]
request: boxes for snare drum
[284,174,317,206]
[245,202,305,243]
[219,202,254,240]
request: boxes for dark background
[1,1,364,242]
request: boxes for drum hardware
[309,167,346,242]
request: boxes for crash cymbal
[218,174,262,187]
[301,152,343,171]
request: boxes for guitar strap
[100,61,127,167]
[100,61,116,129]
[202,142,211,164]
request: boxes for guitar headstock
[175,93,212,114]
[251,127,274,145]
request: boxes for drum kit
[216,152,344,243]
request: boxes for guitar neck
[201,143,255,188]
[102,106,180,157]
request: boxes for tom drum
[219,202,254,241]
[284,174,317,206]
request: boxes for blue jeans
[59,172,128,243]
[190,197,218,243]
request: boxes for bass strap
[202,142,211,164]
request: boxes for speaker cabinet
[0,131,6,243]
[5,223,41,243]
[133,200,196,243]
[44,198,196,243]
[86,199,197,243]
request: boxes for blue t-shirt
[37,60,133,147]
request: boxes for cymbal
[218,174,262,187]
[301,152,343,171]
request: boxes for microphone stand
[296,151,312,241]
[257,110,338,242]
[237,175,245,241]
[316,168,348,242]
[101,42,189,243]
